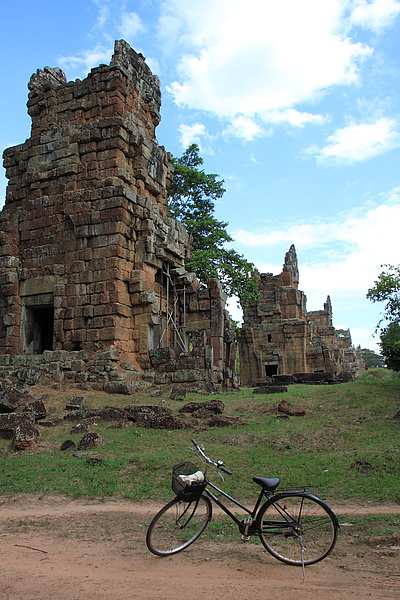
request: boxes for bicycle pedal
[242,517,253,525]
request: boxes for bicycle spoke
[257,493,338,566]
[146,496,212,556]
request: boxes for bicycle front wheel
[257,492,338,566]
[146,495,212,556]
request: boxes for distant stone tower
[0,40,236,390]
[282,244,299,288]
[239,245,365,384]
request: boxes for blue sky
[1,0,400,352]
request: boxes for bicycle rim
[146,496,212,556]
[257,493,338,566]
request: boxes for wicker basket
[172,461,206,502]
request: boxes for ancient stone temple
[239,245,365,385]
[0,40,236,391]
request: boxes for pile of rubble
[0,381,243,453]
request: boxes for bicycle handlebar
[191,438,233,475]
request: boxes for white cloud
[221,109,328,141]
[92,0,111,30]
[223,116,270,141]
[234,193,400,298]
[58,44,113,76]
[58,4,146,78]
[118,12,145,40]
[262,109,329,127]
[350,0,400,32]
[310,118,400,164]
[163,0,373,121]
[178,123,214,150]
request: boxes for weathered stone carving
[240,245,365,384]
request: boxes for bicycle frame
[203,475,267,533]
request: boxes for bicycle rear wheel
[146,495,212,556]
[257,492,338,566]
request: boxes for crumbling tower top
[282,243,299,288]
[4,40,171,213]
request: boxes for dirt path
[0,495,399,600]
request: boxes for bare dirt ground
[0,495,399,600]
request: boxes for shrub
[359,368,394,381]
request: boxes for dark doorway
[264,364,278,377]
[25,306,54,353]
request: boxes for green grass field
[0,377,399,505]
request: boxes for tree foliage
[367,264,400,371]
[367,264,400,327]
[379,322,400,371]
[168,144,259,306]
[361,348,385,370]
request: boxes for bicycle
[146,439,339,576]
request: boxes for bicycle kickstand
[298,535,306,582]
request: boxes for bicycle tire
[146,495,212,556]
[256,492,339,566]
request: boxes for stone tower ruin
[239,245,365,384]
[0,40,236,391]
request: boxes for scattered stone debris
[169,387,187,400]
[191,407,215,418]
[276,400,307,417]
[38,418,63,427]
[253,386,288,394]
[124,405,172,421]
[22,398,47,421]
[178,400,225,415]
[69,422,91,435]
[78,433,103,450]
[64,406,128,422]
[0,413,35,438]
[12,422,40,451]
[65,397,85,410]
[135,411,184,430]
[0,381,31,413]
[60,439,77,451]
[13,368,42,386]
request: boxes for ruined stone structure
[239,245,365,385]
[0,40,236,391]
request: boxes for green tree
[367,265,400,371]
[379,321,400,371]
[168,144,259,306]
[367,264,400,326]
[361,348,385,369]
